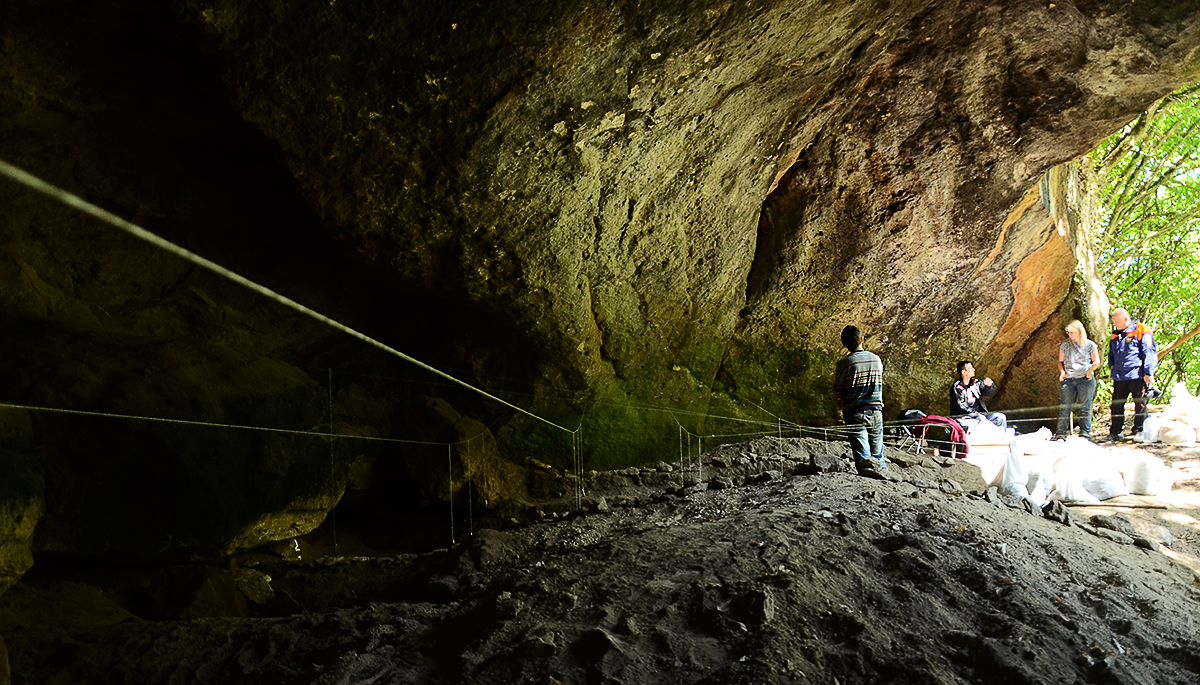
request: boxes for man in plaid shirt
[834,325,887,475]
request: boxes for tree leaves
[1090,82,1200,395]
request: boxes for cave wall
[0,0,390,579]
[998,162,1111,426]
[0,0,1198,568]
[174,0,1200,437]
[726,0,1199,423]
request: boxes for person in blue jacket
[1107,308,1157,441]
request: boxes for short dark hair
[957,360,972,375]
[841,325,862,350]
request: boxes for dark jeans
[1057,377,1095,437]
[1110,378,1147,435]
[843,407,883,463]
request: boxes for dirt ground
[2,433,1200,684]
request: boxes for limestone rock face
[998,163,1110,420]
[0,0,1197,570]
[177,0,1200,435]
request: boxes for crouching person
[834,325,887,475]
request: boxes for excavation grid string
[0,159,1098,543]
[0,159,571,435]
[329,369,338,557]
[572,421,584,511]
[0,401,487,447]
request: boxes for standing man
[834,325,887,475]
[1107,307,1157,441]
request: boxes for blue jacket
[1108,320,1157,381]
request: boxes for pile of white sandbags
[991,431,1176,505]
[1137,382,1200,446]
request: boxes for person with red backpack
[1107,308,1158,441]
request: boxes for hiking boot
[1107,432,1124,442]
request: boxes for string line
[329,368,337,556]
[467,437,474,538]
[0,153,1101,475]
[0,401,487,447]
[0,158,570,434]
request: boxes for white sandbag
[1048,453,1102,504]
[1160,421,1197,446]
[1123,456,1175,496]
[1049,442,1129,502]
[1013,426,1052,453]
[1082,468,1130,500]
[989,442,1050,497]
[1171,382,1200,427]
[1138,415,1165,443]
[1005,482,1030,499]
[966,416,1011,444]
[1027,469,1050,506]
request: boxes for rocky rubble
[2,437,1199,684]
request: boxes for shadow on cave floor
[4,433,1200,684]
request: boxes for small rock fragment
[754,470,784,483]
[1132,535,1159,552]
[1091,513,1138,537]
[811,452,853,473]
[939,479,963,494]
[1095,528,1135,545]
[1041,500,1072,525]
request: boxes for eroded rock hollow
[0,0,1197,573]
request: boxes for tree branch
[1159,322,1200,360]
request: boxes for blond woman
[1057,320,1101,439]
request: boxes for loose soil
[2,435,1200,684]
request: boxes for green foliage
[1090,81,1200,398]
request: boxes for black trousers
[1110,378,1148,435]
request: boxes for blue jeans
[1058,376,1095,436]
[844,407,884,463]
[958,412,1007,431]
